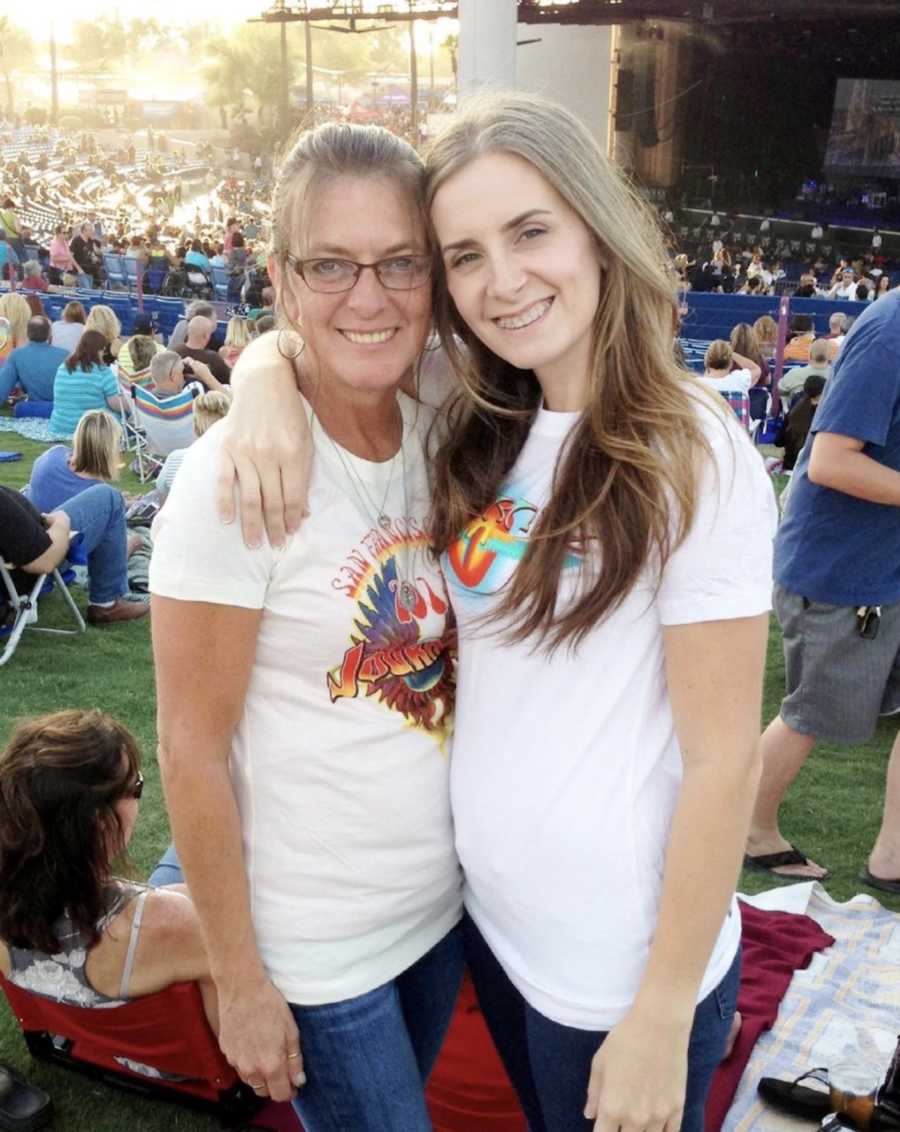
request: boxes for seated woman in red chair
[0,709,216,1029]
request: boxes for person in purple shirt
[0,316,67,404]
[27,410,124,514]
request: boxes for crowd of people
[666,208,897,300]
[0,124,272,302]
[0,95,898,1132]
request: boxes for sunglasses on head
[127,772,144,801]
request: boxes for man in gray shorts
[745,289,900,891]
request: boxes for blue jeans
[148,846,464,1131]
[463,912,740,1132]
[289,924,464,1132]
[148,842,182,887]
[58,484,129,605]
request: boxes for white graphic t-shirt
[150,391,462,1005]
[444,396,778,1030]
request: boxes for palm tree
[203,40,252,125]
[441,33,458,88]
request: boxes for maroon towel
[252,900,833,1132]
[705,899,834,1132]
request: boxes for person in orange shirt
[783,314,815,362]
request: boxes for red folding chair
[0,973,261,1122]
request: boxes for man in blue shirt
[746,289,900,892]
[0,316,68,403]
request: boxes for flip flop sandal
[0,1064,53,1132]
[743,844,831,881]
[758,1069,831,1120]
[859,867,900,896]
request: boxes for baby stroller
[183,265,213,299]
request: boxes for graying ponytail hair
[271,122,425,265]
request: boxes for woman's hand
[215,331,312,548]
[216,972,305,1103]
[584,1008,690,1132]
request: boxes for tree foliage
[0,18,35,115]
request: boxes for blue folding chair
[210,265,230,302]
[103,254,126,290]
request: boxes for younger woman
[218,94,777,1132]
[0,711,215,1028]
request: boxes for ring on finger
[287,1052,301,1060]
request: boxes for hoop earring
[276,327,305,360]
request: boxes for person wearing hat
[117,316,164,381]
[828,268,858,301]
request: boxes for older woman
[150,123,462,1131]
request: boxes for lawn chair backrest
[131,385,195,458]
[0,972,258,1119]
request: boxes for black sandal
[0,1065,53,1132]
[743,845,831,881]
[758,1068,831,1120]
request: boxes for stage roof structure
[254,0,900,26]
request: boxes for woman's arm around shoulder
[215,329,312,548]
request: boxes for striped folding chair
[131,385,195,482]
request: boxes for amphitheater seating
[682,292,866,342]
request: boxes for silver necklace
[315,405,419,613]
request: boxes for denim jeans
[463,912,740,1132]
[148,842,182,887]
[58,484,129,604]
[148,845,464,1131]
[289,924,464,1132]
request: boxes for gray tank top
[7,884,148,1009]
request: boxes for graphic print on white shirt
[327,515,456,740]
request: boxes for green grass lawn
[0,432,896,1130]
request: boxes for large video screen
[825,79,900,178]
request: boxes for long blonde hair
[84,304,121,344]
[0,293,31,348]
[424,93,713,650]
[223,316,252,349]
[70,410,123,481]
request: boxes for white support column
[458,0,518,98]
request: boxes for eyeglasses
[128,772,144,801]
[285,253,432,294]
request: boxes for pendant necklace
[316,404,419,612]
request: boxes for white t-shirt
[699,367,753,397]
[445,397,777,1031]
[150,391,462,1005]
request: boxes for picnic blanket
[724,882,900,1131]
[0,415,63,443]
